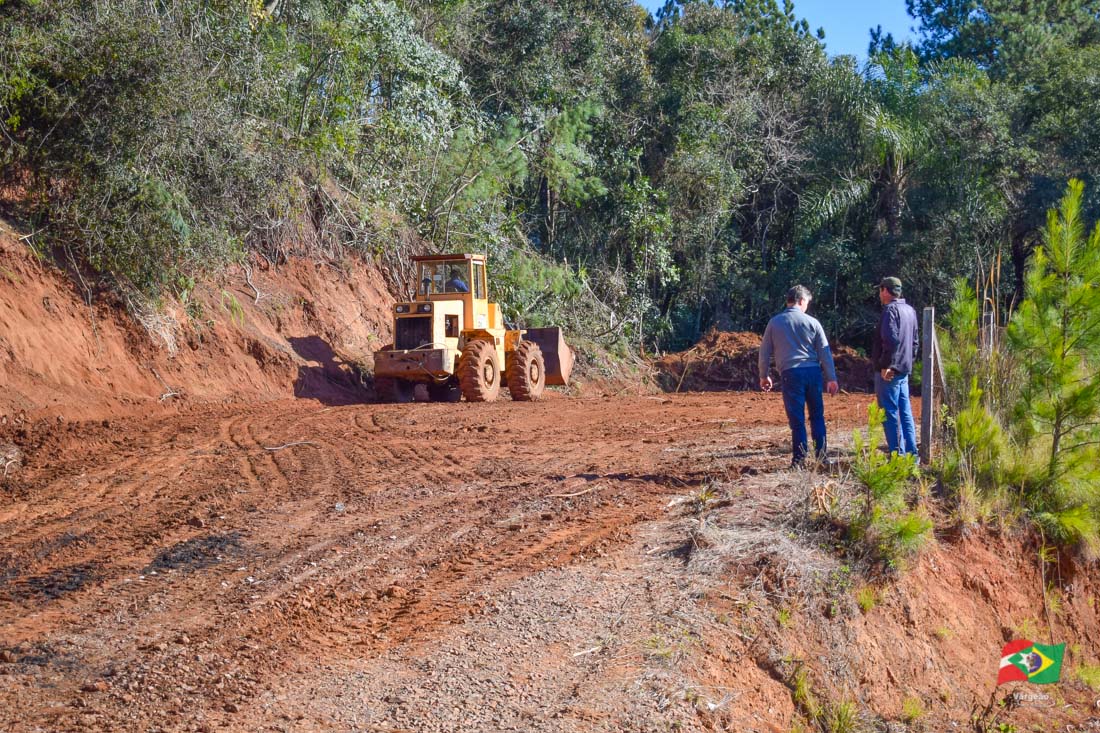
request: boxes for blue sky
[638,0,916,59]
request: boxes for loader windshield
[419,260,471,295]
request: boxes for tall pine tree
[1007,179,1100,551]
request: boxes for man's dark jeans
[874,372,919,458]
[781,366,827,465]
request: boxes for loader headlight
[418,303,432,313]
[395,304,408,313]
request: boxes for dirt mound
[833,346,877,392]
[654,329,875,393]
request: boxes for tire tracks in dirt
[0,393,872,732]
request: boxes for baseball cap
[877,276,902,294]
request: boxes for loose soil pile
[654,329,875,393]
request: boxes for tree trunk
[537,175,550,248]
[1049,412,1063,489]
[1010,222,1033,305]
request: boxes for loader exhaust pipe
[524,327,574,386]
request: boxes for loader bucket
[525,327,574,386]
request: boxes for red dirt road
[0,392,876,732]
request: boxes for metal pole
[920,307,935,465]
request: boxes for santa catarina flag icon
[997,640,1065,685]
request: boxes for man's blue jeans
[875,372,918,457]
[780,366,827,464]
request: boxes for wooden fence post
[920,306,935,465]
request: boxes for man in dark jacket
[872,276,919,458]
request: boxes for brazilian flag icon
[997,640,1065,685]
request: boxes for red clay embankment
[0,218,393,422]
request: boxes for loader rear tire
[507,340,546,401]
[457,340,501,402]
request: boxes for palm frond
[796,174,872,232]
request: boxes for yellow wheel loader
[373,254,574,403]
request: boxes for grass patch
[777,607,793,628]
[788,665,861,732]
[1076,663,1100,690]
[827,700,858,733]
[790,666,821,721]
[221,289,246,327]
[1046,585,1064,617]
[641,634,674,662]
[902,695,924,723]
[854,586,878,614]
[1014,617,1042,641]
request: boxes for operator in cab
[445,268,469,293]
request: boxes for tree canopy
[1,0,1098,350]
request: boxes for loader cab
[412,254,498,335]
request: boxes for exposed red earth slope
[0,217,393,422]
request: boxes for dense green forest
[2,0,1098,351]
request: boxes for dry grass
[660,463,891,731]
[687,471,855,606]
[127,294,182,356]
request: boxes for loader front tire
[507,340,546,401]
[458,340,501,402]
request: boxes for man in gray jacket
[759,285,840,466]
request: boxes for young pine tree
[1007,179,1100,553]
